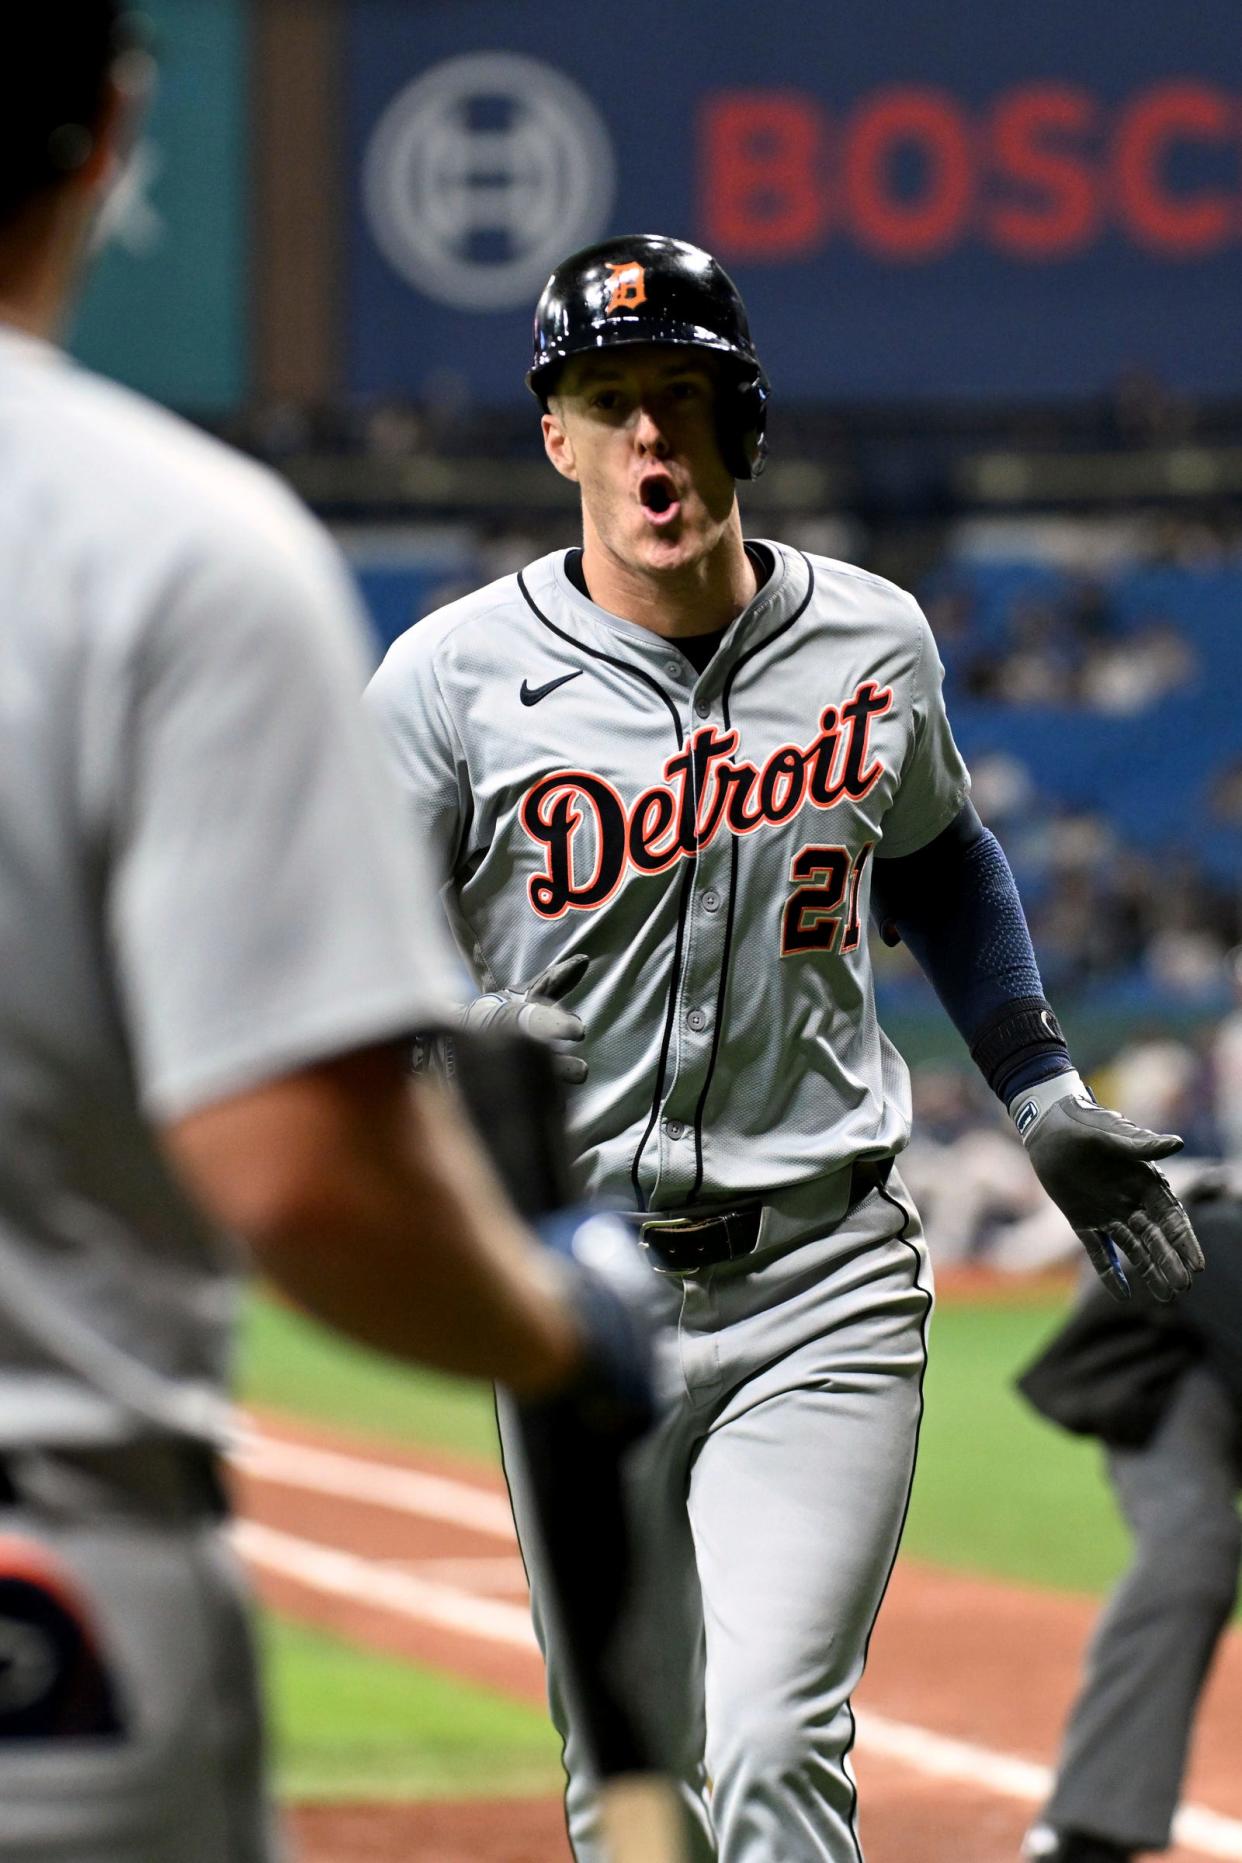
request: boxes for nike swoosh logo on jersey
[520,670,583,707]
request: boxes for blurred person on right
[1018,1177,1242,1863]
[0,7,654,1860]
[1212,947,1242,1162]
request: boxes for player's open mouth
[638,473,682,527]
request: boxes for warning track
[231,1412,1242,1863]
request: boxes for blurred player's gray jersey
[0,328,455,1447]
[367,542,969,1208]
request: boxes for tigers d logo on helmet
[604,261,647,314]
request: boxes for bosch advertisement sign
[699,84,1242,264]
[347,0,1242,403]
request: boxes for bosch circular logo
[363,53,616,312]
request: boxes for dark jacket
[1016,1193,1242,1449]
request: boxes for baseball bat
[446,1027,688,1863]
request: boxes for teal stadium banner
[72,0,250,413]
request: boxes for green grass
[261,1613,562,1802]
[239,1293,501,1461]
[904,1293,1132,1594]
[240,1287,1134,1597]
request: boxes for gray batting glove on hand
[461,954,589,1085]
[1010,1071,1205,1304]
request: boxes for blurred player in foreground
[367,234,1205,1860]
[1019,1178,1242,1863]
[0,7,657,1859]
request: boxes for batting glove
[461,954,589,1086]
[1010,1071,1205,1304]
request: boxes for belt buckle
[639,1213,721,1276]
[641,1214,715,1238]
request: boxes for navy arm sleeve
[871,801,1074,1103]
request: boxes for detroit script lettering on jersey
[520,679,892,919]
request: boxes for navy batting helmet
[526,234,770,481]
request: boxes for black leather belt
[0,1440,227,1520]
[639,1156,895,1275]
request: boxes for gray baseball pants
[0,1442,279,1863]
[1043,1365,1242,1853]
[503,1168,933,1863]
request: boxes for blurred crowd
[938,585,1196,713]
[964,759,1238,1000]
[917,553,1240,1005]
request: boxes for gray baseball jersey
[366,540,969,1209]
[0,326,456,1450]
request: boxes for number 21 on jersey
[780,843,874,957]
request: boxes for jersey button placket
[659,684,721,1200]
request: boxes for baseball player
[366,234,1204,1861]
[0,11,657,1860]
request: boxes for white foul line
[854,1713,1242,1861]
[856,1711,1050,1801]
[232,1431,515,1538]
[383,1555,530,1592]
[235,1518,537,1652]
[1179,1810,1242,1860]
[234,1435,1242,1860]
